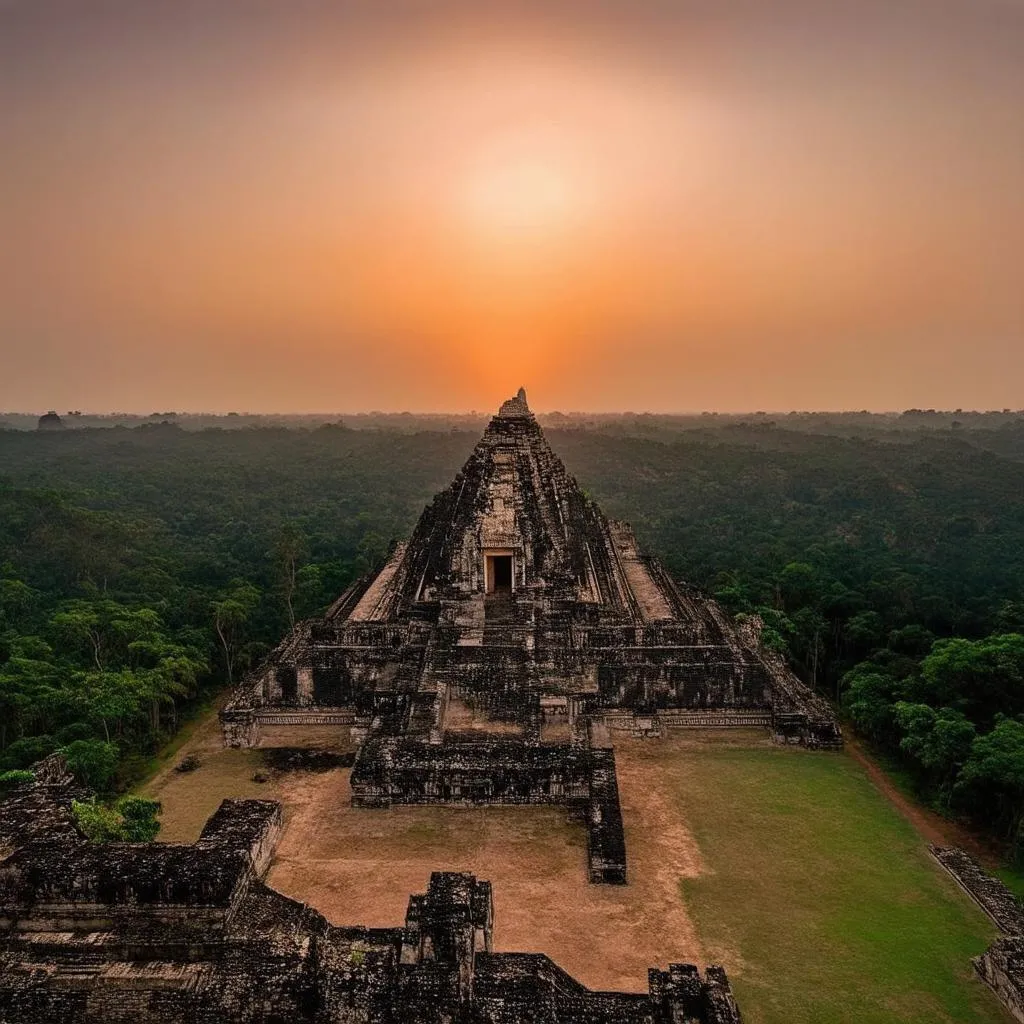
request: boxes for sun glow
[465,158,577,233]
[458,137,596,249]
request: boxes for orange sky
[1,1,1022,412]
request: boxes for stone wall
[976,939,1024,1024]
[930,845,1024,1022]
[220,391,841,756]
[1,762,739,1023]
[930,846,1024,934]
[586,747,628,884]
[351,737,592,807]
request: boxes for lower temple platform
[0,756,740,1023]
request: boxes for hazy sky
[2,0,1022,413]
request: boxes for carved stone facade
[221,389,840,885]
[0,758,741,1023]
[222,388,839,750]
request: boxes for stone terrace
[0,757,741,1023]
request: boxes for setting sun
[2,2,1022,412]
[461,151,588,242]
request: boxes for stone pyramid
[223,388,840,750]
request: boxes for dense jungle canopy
[1,411,1023,857]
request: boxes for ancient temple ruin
[222,387,839,748]
[0,392,849,1020]
[0,756,742,1023]
[221,388,840,883]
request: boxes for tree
[49,600,170,674]
[273,524,306,628]
[124,635,208,732]
[1,735,58,769]
[996,601,1024,633]
[70,670,146,742]
[843,668,900,744]
[845,611,886,656]
[955,716,1024,858]
[887,625,936,658]
[777,562,822,612]
[0,675,30,751]
[61,739,119,791]
[917,634,1024,727]
[49,601,108,670]
[0,636,63,747]
[212,582,261,685]
[72,795,161,843]
[116,796,162,841]
[893,702,975,803]
[294,564,325,620]
[747,607,794,655]
[355,532,388,575]
[0,577,36,627]
[789,607,830,691]
[712,570,755,612]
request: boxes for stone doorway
[484,551,514,595]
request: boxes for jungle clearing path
[844,734,1000,866]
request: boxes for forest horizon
[6,404,1024,421]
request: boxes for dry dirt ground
[444,696,523,736]
[142,717,996,999]
[141,710,282,843]
[141,712,706,992]
[266,756,704,992]
[139,715,1012,1021]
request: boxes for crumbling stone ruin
[0,758,742,1023]
[930,846,1024,1022]
[221,388,840,884]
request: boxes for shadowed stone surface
[222,388,839,748]
[931,845,1024,1023]
[0,758,741,1023]
[221,389,840,886]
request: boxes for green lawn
[996,867,1024,902]
[667,743,1010,1024]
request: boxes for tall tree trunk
[811,630,820,689]
[216,618,234,685]
[284,553,297,628]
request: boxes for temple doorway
[485,551,514,594]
